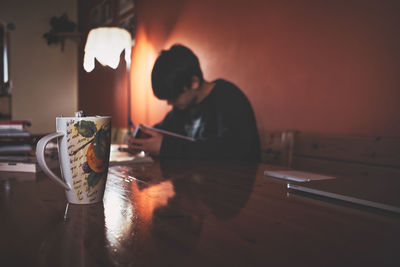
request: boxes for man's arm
[160,92,260,162]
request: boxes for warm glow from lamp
[83,27,132,72]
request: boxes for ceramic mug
[36,115,111,204]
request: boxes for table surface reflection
[1,159,399,266]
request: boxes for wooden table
[1,159,399,266]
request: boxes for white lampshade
[83,27,132,72]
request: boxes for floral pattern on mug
[74,121,110,188]
[66,119,111,202]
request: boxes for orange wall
[128,0,400,137]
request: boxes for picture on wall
[89,5,101,27]
[101,0,114,25]
[119,13,135,40]
[90,0,114,27]
[119,0,135,16]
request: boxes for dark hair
[151,44,204,100]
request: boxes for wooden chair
[111,127,130,144]
[260,130,296,167]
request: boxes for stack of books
[0,120,32,154]
[0,120,39,175]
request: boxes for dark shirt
[155,79,260,162]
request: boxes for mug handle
[36,132,71,190]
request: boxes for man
[128,44,260,162]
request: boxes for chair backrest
[292,133,400,177]
[260,130,296,167]
[111,127,130,144]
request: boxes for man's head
[151,44,204,109]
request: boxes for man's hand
[128,127,163,156]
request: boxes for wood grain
[1,159,399,266]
